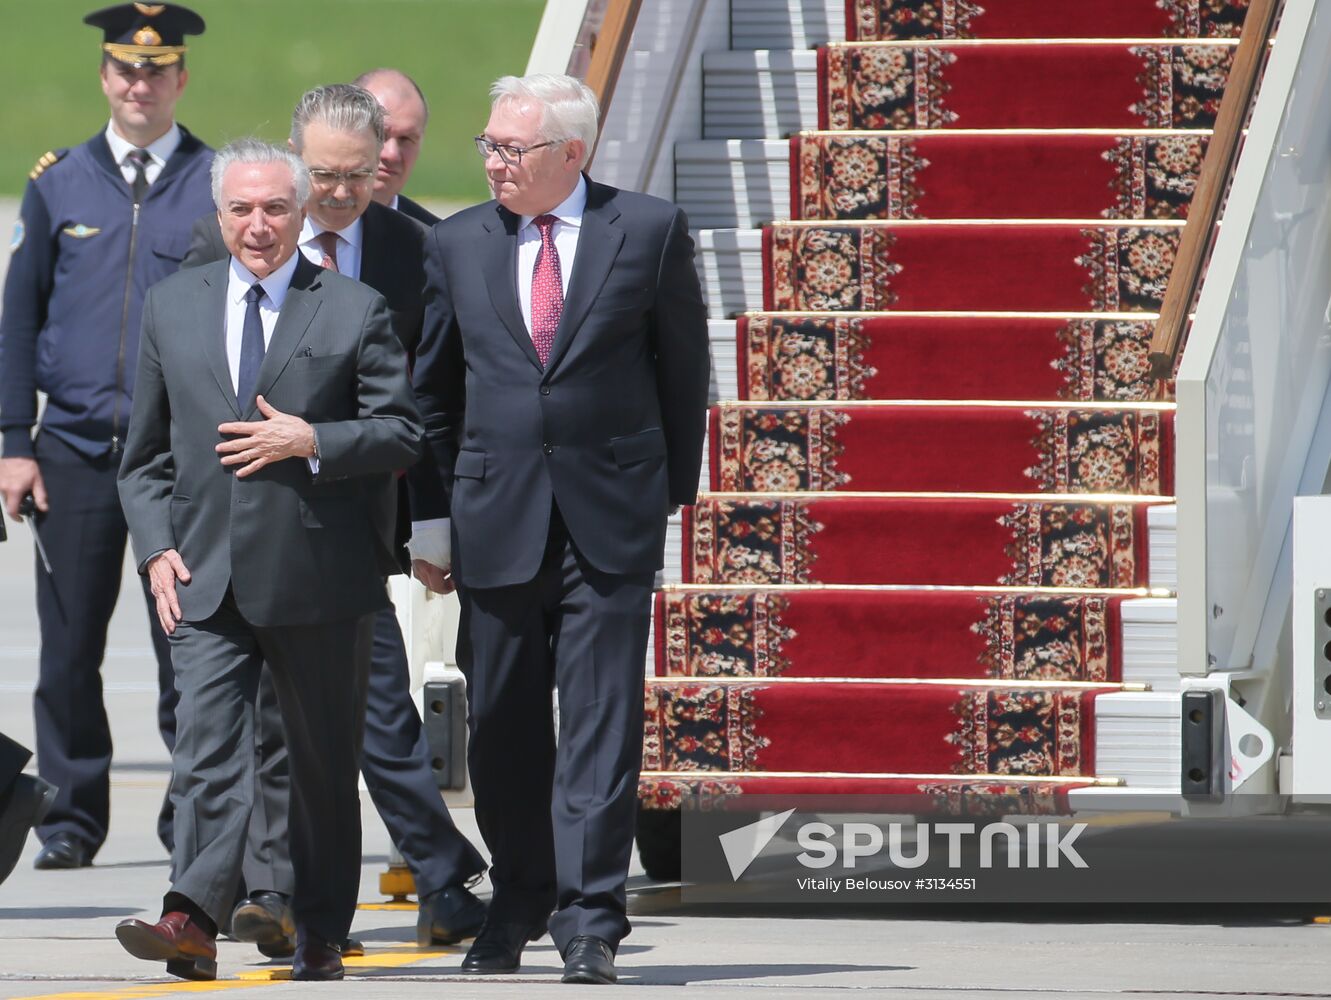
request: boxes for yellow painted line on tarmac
[14,949,450,1000]
[356,901,419,911]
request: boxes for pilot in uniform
[0,2,214,869]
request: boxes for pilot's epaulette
[28,149,67,181]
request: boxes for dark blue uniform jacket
[0,127,213,458]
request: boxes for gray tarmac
[1,196,1330,996]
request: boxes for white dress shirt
[516,175,587,334]
[299,216,364,281]
[104,121,181,185]
[225,253,298,390]
[225,253,319,473]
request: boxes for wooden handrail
[1148,0,1280,386]
[582,0,644,131]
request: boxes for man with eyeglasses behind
[181,83,487,959]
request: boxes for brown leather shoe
[292,936,344,981]
[115,911,218,981]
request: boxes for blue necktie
[238,282,265,405]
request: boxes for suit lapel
[544,183,624,375]
[201,262,240,416]
[482,205,542,371]
[246,257,322,417]
[358,203,388,293]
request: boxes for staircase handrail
[1147,0,1280,380]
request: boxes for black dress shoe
[460,919,544,974]
[292,936,344,981]
[230,891,295,958]
[33,832,90,870]
[0,775,56,884]
[341,936,364,958]
[418,884,487,946]
[561,935,617,985]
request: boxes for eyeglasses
[307,167,376,187]
[473,136,565,166]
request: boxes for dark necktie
[238,282,266,405]
[127,148,150,205]
[530,214,563,367]
[314,230,339,272]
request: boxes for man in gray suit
[181,84,486,958]
[114,138,421,983]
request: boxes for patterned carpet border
[790,133,1208,222]
[737,315,1169,403]
[845,0,1249,41]
[709,405,1172,495]
[653,590,1125,682]
[818,42,1233,132]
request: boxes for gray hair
[354,67,430,126]
[290,83,386,151]
[489,73,599,170]
[210,137,311,208]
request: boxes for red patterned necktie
[529,214,563,366]
[315,230,339,272]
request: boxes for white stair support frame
[1174,0,1325,678]
[1290,498,1331,797]
[1171,0,1326,789]
[525,0,594,75]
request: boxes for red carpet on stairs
[819,41,1234,131]
[639,0,1240,816]
[654,589,1130,681]
[643,680,1103,775]
[738,315,1165,403]
[683,496,1161,588]
[792,131,1209,221]
[846,0,1248,41]
[763,222,1182,312]
[710,403,1173,494]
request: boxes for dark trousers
[167,592,372,944]
[245,602,486,899]
[31,432,176,854]
[457,511,654,953]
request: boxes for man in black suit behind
[115,138,422,981]
[181,84,487,956]
[356,67,440,226]
[409,73,709,984]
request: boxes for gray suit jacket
[117,255,423,627]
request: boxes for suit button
[543,443,554,455]
[540,385,551,396]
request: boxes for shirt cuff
[407,517,451,568]
[307,426,321,475]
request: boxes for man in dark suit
[181,84,486,956]
[115,138,422,982]
[356,68,441,226]
[409,73,709,984]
